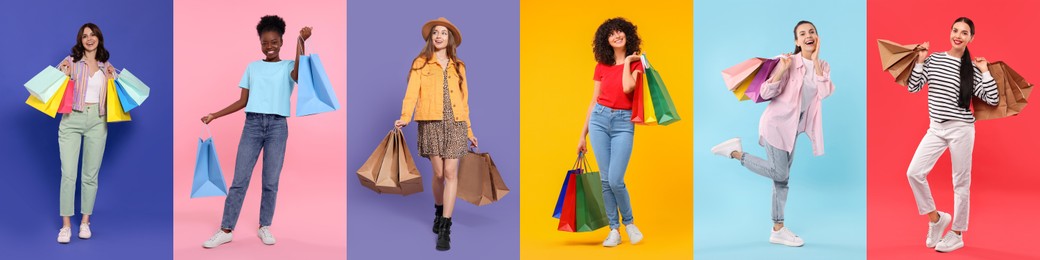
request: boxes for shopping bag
[191,125,228,198]
[57,80,75,114]
[642,54,681,125]
[722,58,763,101]
[642,76,658,125]
[26,78,70,118]
[577,167,608,232]
[356,128,423,195]
[115,80,140,112]
[114,69,150,108]
[631,66,647,124]
[745,58,779,103]
[296,54,341,116]
[458,149,510,206]
[877,39,924,86]
[974,61,1033,120]
[106,79,132,122]
[24,66,67,101]
[552,167,579,218]
[557,171,578,232]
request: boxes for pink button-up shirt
[757,55,834,156]
[58,56,116,116]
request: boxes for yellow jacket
[399,57,473,138]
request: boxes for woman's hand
[469,136,479,148]
[394,120,407,128]
[299,27,312,41]
[624,51,641,64]
[201,114,216,124]
[775,54,793,75]
[975,57,989,73]
[811,36,821,61]
[59,60,72,76]
[105,66,117,79]
[916,42,930,63]
[577,135,587,154]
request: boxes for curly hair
[70,23,109,62]
[592,17,641,65]
[256,15,286,37]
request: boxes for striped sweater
[58,56,117,116]
[908,52,999,123]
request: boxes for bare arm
[290,27,312,82]
[201,89,249,124]
[577,81,602,153]
[621,53,642,94]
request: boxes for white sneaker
[79,223,92,239]
[769,227,805,247]
[202,230,233,248]
[625,224,643,245]
[926,211,952,248]
[258,226,276,245]
[711,138,743,158]
[602,229,621,247]
[935,232,964,252]
[57,227,71,244]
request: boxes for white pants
[906,120,974,231]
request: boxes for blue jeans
[740,142,794,223]
[221,113,288,230]
[588,104,635,230]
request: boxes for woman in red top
[577,17,644,247]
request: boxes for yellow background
[520,0,693,258]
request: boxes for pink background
[172,0,346,259]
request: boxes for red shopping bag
[557,172,578,232]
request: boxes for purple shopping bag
[746,58,779,103]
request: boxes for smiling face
[81,27,99,52]
[950,21,973,51]
[430,25,451,50]
[794,23,817,54]
[259,31,282,61]
[608,30,627,50]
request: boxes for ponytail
[957,47,973,110]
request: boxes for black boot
[436,217,452,251]
[433,205,444,234]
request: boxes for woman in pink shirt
[711,20,835,247]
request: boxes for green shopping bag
[575,156,608,232]
[642,54,681,125]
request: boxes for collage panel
[171,0,347,258]
[519,0,694,258]
[346,0,521,258]
[693,0,867,259]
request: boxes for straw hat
[421,17,462,47]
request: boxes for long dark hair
[953,17,975,110]
[412,26,464,86]
[792,21,815,54]
[593,17,641,65]
[70,23,109,63]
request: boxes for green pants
[58,104,107,216]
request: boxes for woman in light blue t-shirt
[198,15,312,248]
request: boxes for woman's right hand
[916,42,929,63]
[394,120,407,128]
[577,136,587,154]
[201,114,216,124]
[59,60,72,76]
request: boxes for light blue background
[693,0,866,259]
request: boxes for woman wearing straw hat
[394,17,479,251]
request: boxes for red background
[868,0,1040,259]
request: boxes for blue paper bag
[191,126,228,198]
[115,80,140,112]
[296,54,341,116]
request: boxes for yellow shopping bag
[106,79,132,122]
[26,78,70,118]
[642,74,658,125]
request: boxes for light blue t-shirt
[239,60,296,117]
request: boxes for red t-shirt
[593,61,643,110]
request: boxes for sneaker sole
[936,242,963,253]
[769,238,804,247]
[710,139,741,157]
[202,240,231,249]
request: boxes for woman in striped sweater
[905,17,998,253]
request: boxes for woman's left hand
[299,27,312,41]
[625,51,641,63]
[469,136,479,148]
[105,66,117,79]
[975,57,989,73]
[811,36,821,61]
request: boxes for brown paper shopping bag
[878,39,924,86]
[974,61,1033,120]
[458,150,510,206]
[395,130,424,195]
[356,128,423,195]
[357,129,393,192]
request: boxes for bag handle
[200,124,213,140]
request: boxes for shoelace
[207,232,226,243]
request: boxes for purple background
[0,0,173,259]
[346,0,520,258]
